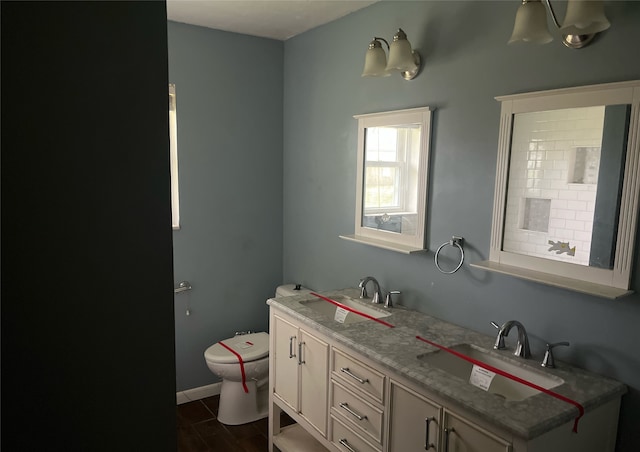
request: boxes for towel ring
[434,237,464,274]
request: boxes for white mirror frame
[472,80,640,299]
[340,107,432,254]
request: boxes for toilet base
[217,379,269,425]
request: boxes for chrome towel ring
[434,237,464,274]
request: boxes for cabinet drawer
[332,349,385,403]
[331,380,383,444]
[331,416,380,452]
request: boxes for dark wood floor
[177,395,293,452]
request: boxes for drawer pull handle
[339,438,359,452]
[425,417,435,450]
[339,402,367,421]
[298,341,305,365]
[444,427,454,452]
[288,336,296,359]
[340,367,369,384]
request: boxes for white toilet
[204,284,310,425]
[204,332,270,425]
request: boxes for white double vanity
[267,289,625,452]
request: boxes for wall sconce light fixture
[509,0,610,49]
[362,28,421,80]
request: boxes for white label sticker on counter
[334,307,349,323]
[469,365,495,391]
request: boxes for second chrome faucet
[359,276,383,304]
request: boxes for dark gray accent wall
[168,22,284,391]
[283,2,640,450]
[2,2,176,450]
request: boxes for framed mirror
[472,81,640,299]
[340,107,432,253]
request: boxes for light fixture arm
[372,37,389,50]
[543,0,561,29]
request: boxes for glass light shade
[508,0,553,44]
[561,0,610,35]
[386,34,417,72]
[362,41,391,77]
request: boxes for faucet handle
[541,341,570,368]
[490,321,505,349]
[384,291,400,308]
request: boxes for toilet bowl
[203,284,311,425]
[204,332,270,425]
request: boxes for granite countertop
[267,288,627,440]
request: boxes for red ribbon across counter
[416,335,584,433]
[310,292,395,328]
[218,340,249,393]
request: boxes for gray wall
[282,1,640,450]
[168,22,284,391]
[2,2,176,450]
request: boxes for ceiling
[166,0,378,41]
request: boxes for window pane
[365,166,400,209]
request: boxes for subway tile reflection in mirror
[502,105,622,268]
[473,80,640,298]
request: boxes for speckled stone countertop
[267,288,627,440]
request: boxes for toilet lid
[204,332,269,364]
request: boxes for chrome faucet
[491,320,531,359]
[359,276,383,304]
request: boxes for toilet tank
[275,284,312,297]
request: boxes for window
[169,83,180,230]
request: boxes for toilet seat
[205,332,269,364]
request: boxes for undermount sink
[418,344,564,401]
[299,294,391,324]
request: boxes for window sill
[339,234,427,255]
[470,260,633,300]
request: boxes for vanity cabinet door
[272,314,329,436]
[443,409,512,452]
[388,380,442,451]
[273,315,300,412]
[298,328,329,435]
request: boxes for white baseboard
[176,382,221,405]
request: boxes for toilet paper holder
[174,281,192,293]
